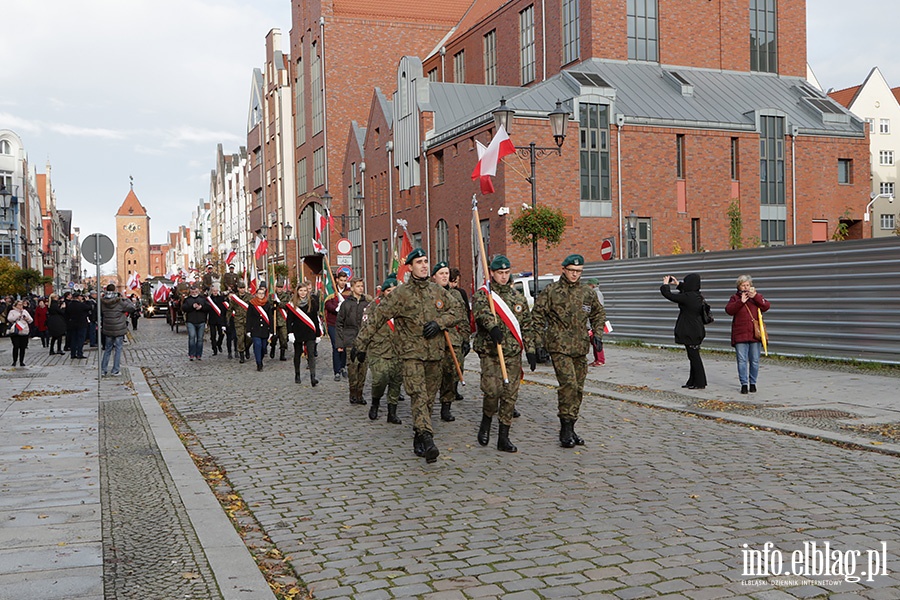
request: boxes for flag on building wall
[471,124,516,195]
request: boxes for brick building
[114,188,151,291]
[344,0,870,292]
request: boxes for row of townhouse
[1,129,82,295]
[202,0,878,295]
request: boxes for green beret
[237,280,247,288]
[490,255,511,270]
[387,272,397,279]
[381,278,398,290]
[405,247,427,265]
[562,254,584,267]
[431,261,449,276]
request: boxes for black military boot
[420,432,440,463]
[477,414,492,446]
[369,397,381,420]
[559,417,576,448]
[295,370,302,384]
[413,430,425,457]
[386,404,401,424]
[228,350,233,359]
[239,352,246,364]
[571,419,585,446]
[497,424,517,453]
[269,343,276,359]
[440,402,455,422]
[279,348,287,361]
[310,370,318,387]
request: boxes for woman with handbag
[660,273,707,390]
[725,274,771,394]
[7,299,34,367]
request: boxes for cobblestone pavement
[129,319,900,599]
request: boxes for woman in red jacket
[725,275,771,394]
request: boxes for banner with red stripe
[229,294,249,310]
[207,296,222,317]
[479,284,523,350]
[286,302,317,332]
[254,304,270,326]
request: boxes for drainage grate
[788,409,857,419]
[0,372,49,379]
[185,411,236,420]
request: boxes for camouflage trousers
[276,321,288,349]
[479,352,522,426]
[439,344,463,403]
[549,352,587,420]
[402,359,442,435]
[234,320,248,353]
[348,350,368,399]
[369,354,402,405]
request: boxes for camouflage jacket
[221,272,241,292]
[272,291,291,328]
[228,291,252,325]
[355,276,461,361]
[532,277,606,356]
[473,281,535,357]
[443,286,469,347]
[356,298,397,360]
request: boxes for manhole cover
[788,409,856,419]
[185,411,236,420]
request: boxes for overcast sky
[0,0,895,253]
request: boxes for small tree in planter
[510,205,566,249]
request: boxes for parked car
[512,273,560,309]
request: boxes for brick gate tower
[114,186,150,291]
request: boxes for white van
[512,273,560,309]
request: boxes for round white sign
[336,238,353,255]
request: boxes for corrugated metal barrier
[582,237,900,364]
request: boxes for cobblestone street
[130,318,900,599]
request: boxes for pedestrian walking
[229,281,251,363]
[431,261,468,422]
[660,273,708,390]
[47,293,67,355]
[65,292,90,359]
[100,284,135,377]
[271,280,291,361]
[286,281,319,386]
[34,298,49,348]
[85,291,99,348]
[181,285,210,361]
[354,248,462,463]
[337,277,371,405]
[725,274,771,394]
[246,285,273,371]
[473,255,537,453]
[532,254,606,448]
[355,277,403,423]
[6,299,33,367]
[324,271,350,381]
[129,294,141,330]
[207,286,227,356]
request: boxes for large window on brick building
[759,115,785,245]
[435,219,450,264]
[837,159,852,184]
[297,158,307,195]
[484,30,497,85]
[562,0,580,65]
[750,0,778,73]
[311,42,323,135]
[295,56,306,146]
[579,102,611,216]
[453,50,466,83]
[313,147,325,189]
[627,0,658,62]
[520,6,536,84]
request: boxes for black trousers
[210,324,224,351]
[684,344,707,388]
[11,335,29,364]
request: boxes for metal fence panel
[583,237,900,364]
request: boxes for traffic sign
[600,238,614,261]
[81,233,115,265]
[336,255,353,265]
[335,238,353,255]
[337,266,353,278]
[68,281,75,289]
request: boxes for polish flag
[249,279,258,295]
[127,271,141,290]
[471,123,516,195]
[394,229,414,283]
[225,250,237,265]
[153,285,170,303]
[314,209,327,241]
[254,235,268,260]
[312,237,326,255]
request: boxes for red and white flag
[603,320,613,334]
[225,249,237,265]
[249,279,258,295]
[312,237,326,255]
[126,271,141,290]
[479,283,524,350]
[394,229,414,283]
[254,235,268,260]
[153,285,170,303]
[471,124,516,195]
[314,209,327,241]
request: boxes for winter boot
[386,403,401,424]
[571,419,585,446]
[559,417,576,448]
[477,414,492,446]
[420,432,440,463]
[440,402,456,422]
[279,348,287,361]
[413,430,425,457]
[369,397,381,420]
[239,352,246,364]
[295,370,302,384]
[269,343,276,359]
[497,424,517,453]
[228,350,233,359]
[310,369,319,387]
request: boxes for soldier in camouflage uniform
[431,261,468,423]
[531,254,606,448]
[473,255,537,452]
[222,264,240,292]
[228,280,251,364]
[354,248,461,463]
[270,280,291,361]
[356,278,403,424]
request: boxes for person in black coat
[207,286,228,356]
[181,285,210,361]
[286,281,320,386]
[246,286,274,371]
[47,294,68,355]
[65,293,91,359]
[660,273,707,389]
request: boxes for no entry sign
[600,238,614,261]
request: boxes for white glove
[288,333,295,344]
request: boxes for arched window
[0,140,11,155]
[435,219,449,264]
[299,202,326,257]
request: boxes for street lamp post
[626,210,638,258]
[864,193,894,237]
[492,98,569,302]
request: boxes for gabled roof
[892,88,900,105]
[351,121,367,154]
[375,88,394,129]
[333,0,473,26]
[116,189,147,217]
[829,85,861,109]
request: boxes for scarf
[250,296,268,307]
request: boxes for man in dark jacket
[100,284,135,376]
[207,286,227,356]
[660,273,707,390]
[65,293,91,359]
[336,277,371,405]
[181,285,209,361]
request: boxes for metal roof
[426,82,520,143]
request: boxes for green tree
[727,199,743,249]
[0,259,51,296]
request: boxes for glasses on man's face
[565,268,583,274]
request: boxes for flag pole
[473,195,509,384]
